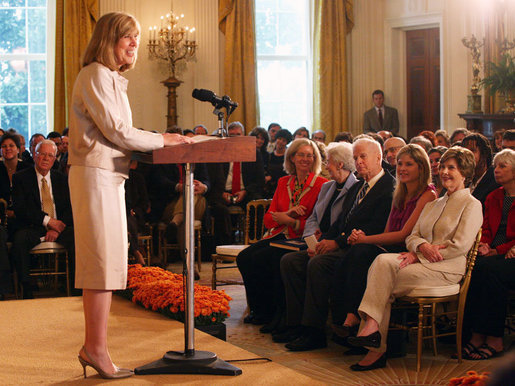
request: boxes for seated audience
[125,160,150,266]
[193,124,208,135]
[264,129,292,198]
[330,144,436,346]
[462,148,515,360]
[502,129,515,150]
[46,131,62,169]
[348,147,482,371]
[493,129,505,153]
[334,131,353,143]
[266,122,281,153]
[237,138,328,326]
[428,146,448,197]
[293,127,310,139]
[27,133,45,165]
[17,133,32,165]
[461,133,500,207]
[312,130,326,144]
[383,137,406,170]
[183,129,195,137]
[450,128,469,145]
[58,133,69,174]
[0,224,9,300]
[418,130,437,147]
[435,129,451,147]
[207,121,265,245]
[377,131,393,141]
[12,140,75,299]
[315,141,331,180]
[0,133,29,236]
[277,137,395,350]
[249,126,270,172]
[409,135,432,153]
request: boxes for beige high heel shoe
[78,346,134,379]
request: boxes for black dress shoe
[260,310,284,333]
[243,312,256,324]
[272,326,303,343]
[350,353,386,371]
[250,314,271,325]
[285,329,327,351]
[347,331,381,348]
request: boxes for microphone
[192,88,238,109]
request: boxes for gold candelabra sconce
[148,11,197,127]
[462,35,484,113]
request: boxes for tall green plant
[481,53,515,96]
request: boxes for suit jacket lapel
[28,168,42,209]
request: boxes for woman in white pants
[347,147,483,371]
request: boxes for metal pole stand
[135,163,241,376]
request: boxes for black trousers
[236,235,288,317]
[464,254,515,338]
[12,226,75,285]
[330,243,404,325]
[0,225,11,294]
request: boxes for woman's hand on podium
[163,133,194,146]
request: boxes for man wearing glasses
[11,140,74,299]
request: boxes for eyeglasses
[36,152,56,159]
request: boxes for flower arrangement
[449,370,490,386]
[119,264,231,326]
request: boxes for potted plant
[481,53,515,113]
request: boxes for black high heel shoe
[350,353,386,371]
[347,331,381,348]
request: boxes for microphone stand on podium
[133,100,250,376]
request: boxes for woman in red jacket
[463,148,515,360]
[237,138,328,325]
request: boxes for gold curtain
[219,0,258,133]
[313,0,354,140]
[54,0,98,132]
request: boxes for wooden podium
[133,136,255,376]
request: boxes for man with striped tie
[277,137,395,351]
[12,140,74,299]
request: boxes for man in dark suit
[277,137,395,350]
[206,121,265,245]
[12,140,74,299]
[363,90,399,135]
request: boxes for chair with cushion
[28,241,70,297]
[392,229,482,372]
[211,199,271,289]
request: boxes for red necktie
[231,162,241,194]
[378,109,384,128]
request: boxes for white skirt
[69,165,128,290]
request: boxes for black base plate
[134,350,242,376]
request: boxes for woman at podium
[68,12,191,379]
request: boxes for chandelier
[147,10,197,127]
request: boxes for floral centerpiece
[118,264,231,326]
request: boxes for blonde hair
[82,12,140,72]
[392,144,432,208]
[284,138,322,176]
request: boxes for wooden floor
[188,261,513,385]
[6,258,512,385]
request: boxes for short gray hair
[410,136,432,153]
[326,142,355,172]
[35,139,57,156]
[353,137,383,159]
[493,148,515,172]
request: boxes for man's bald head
[383,137,406,166]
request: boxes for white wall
[100,0,222,133]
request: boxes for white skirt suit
[69,62,164,290]
[357,188,483,352]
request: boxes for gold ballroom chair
[393,229,482,372]
[211,199,271,289]
[28,241,70,297]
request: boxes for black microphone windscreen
[192,88,214,102]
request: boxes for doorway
[406,28,440,139]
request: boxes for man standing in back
[363,90,399,135]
